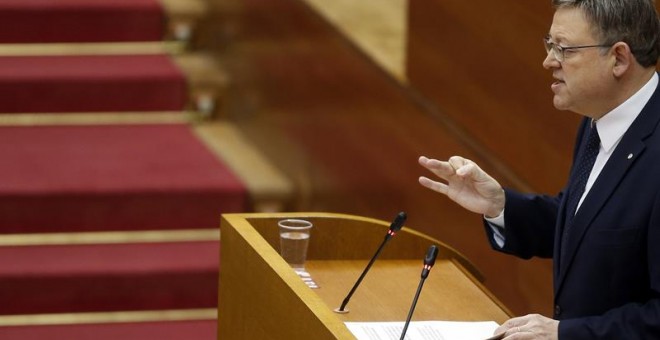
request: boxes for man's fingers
[496,314,558,340]
[448,156,482,179]
[456,162,489,183]
[495,316,525,335]
[419,156,450,170]
[456,163,484,182]
[448,155,469,171]
[418,176,448,195]
[419,156,456,178]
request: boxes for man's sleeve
[482,189,561,259]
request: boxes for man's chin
[552,97,571,111]
[553,99,592,117]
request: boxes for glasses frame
[543,36,613,62]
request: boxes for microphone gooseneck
[399,245,439,340]
[335,212,407,313]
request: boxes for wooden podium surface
[219,213,511,339]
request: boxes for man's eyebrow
[546,35,560,44]
[548,31,570,43]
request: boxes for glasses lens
[553,46,564,62]
[543,38,563,62]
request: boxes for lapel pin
[627,153,633,159]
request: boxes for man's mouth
[552,74,564,85]
[551,79,565,91]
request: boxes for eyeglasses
[543,36,612,62]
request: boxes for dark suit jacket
[485,78,660,339]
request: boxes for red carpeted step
[0,319,216,340]
[0,0,164,43]
[0,241,219,315]
[0,124,248,233]
[0,55,186,113]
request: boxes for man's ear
[612,42,632,77]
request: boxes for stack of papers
[345,321,500,340]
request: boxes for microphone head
[389,211,407,232]
[424,245,439,267]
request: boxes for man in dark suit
[419,0,660,339]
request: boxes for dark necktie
[561,123,600,260]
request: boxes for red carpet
[0,241,219,315]
[0,320,216,340]
[0,125,248,233]
[0,55,186,113]
[0,0,235,331]
[0,0,164,43]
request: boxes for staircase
[0,0,291,337]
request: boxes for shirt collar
[595,73,659,153]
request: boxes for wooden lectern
[219,213,511,339]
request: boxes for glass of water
[278,219,313,271]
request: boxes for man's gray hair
[553,0,660,67]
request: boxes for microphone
[399,245,439,340]
[334,211,407,313]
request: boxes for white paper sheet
[345,320,499,340]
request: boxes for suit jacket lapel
[553,188,568,287]
[556,140,646,288]
[553,119,588,282]
[555,79,660,296]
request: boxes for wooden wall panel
[407,0,581,194]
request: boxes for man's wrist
[485,209,504,220]
[485,190,506,218]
